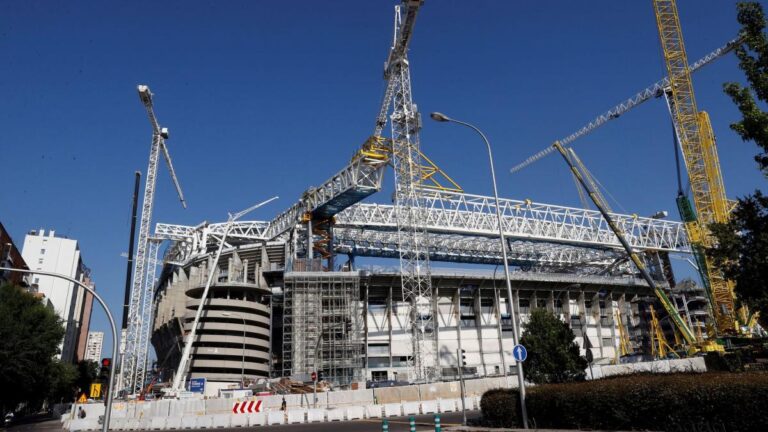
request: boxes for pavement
[4,410,481,432]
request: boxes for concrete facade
[22,229,94,363]
[153,244,279,386]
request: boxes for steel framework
[653,0,736,334]
[335,191,690,252]
[123,85,186,395]
[157,191,691,268]
[377,1,437,382]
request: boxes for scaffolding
[283,272,363,387]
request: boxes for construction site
[109,0,765,400]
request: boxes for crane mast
[653,0,738,335]
[375,0,437,382]
[123,85,187,395]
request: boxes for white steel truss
[124,85,186,396]
[334,190,690,252]
[134,238,161,392]
[156,193,691,269]
[332,228,622,270]
[380,1,436,383]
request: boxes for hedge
[480,372,768,431]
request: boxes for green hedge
[480,372,768,431]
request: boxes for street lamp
[430,112,529,429]
[221,312,246,388]
[1,267,118,432]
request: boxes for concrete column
[473,288,487,376]
[493,285,507,376]
[387,286,393,376]
[454,290,463,379]
[594,292,604,359]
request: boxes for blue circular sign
[512,344,527,362]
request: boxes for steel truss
[134,238,160,392]
[157,190,691,269]
[332,228,623,271]
[334,190,690,252]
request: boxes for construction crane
[123,85,187,396]
[652,0,740,337]
[553,141,699,351]
[510,37,740,174]
[374,0,437,383]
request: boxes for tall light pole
[222,312,246,388]
[430,112,529,429]
[1,267,118,432]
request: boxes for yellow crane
[652,0,742,337]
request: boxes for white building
[22,229,94,363]
[84,331,104,362]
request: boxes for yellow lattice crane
[653,0,743,338]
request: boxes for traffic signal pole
[457,349,467,426]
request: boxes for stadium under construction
[113,0,758,398]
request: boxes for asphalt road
[4,410,481,432]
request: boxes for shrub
[480,372,768,431]
[479,388,519,428]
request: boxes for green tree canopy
[0,283,66,414]
[709,2,768,330]
[519,308,587,384]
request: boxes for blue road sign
[189,377,206,393]
[512,344,527,362]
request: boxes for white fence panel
[383,403,402,417]
[420,400,437,414]
[438,399,457,413]
[365,405,382,418]
[346,406,364,420]
[287,409,306,424]
[307,408,326,422]
[267,411,284,425]
[247,412,266,427]
[402,402,419,415]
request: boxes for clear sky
[2,0,765,360]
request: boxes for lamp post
[222,312,246,388]
[1,267,118,432]
[430,112,529,429]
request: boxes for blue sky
[2,0,765,359]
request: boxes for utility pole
[457,349,467,426]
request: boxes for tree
[0,283,67,415]
[709,2,768,329]
[519,309,587,384]
[74,360,99,399]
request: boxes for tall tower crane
[123,85,187,395]
[652,0,739,336]
[374,0,438,382]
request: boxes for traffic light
[460,349,467,367]
[99,358,112,380]
[98,358,112,400]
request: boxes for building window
[602,337,614,347]
[371,370,388,382]
[34,277,39,284]
[38,258,43,264]
[40,248,45,254]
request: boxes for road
[5,411,481,432]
